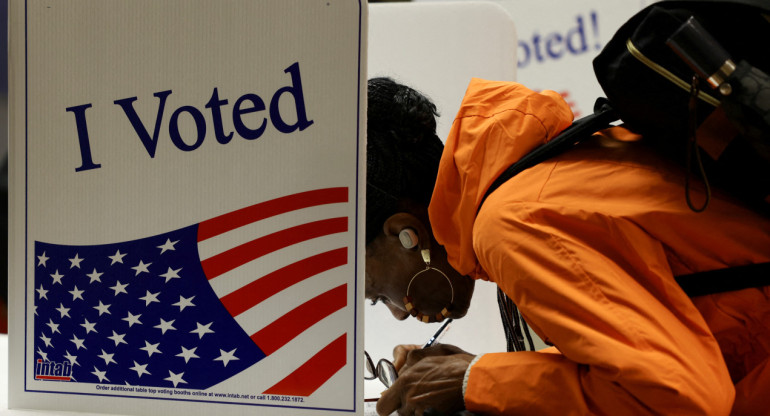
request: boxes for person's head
[365,77,474,322]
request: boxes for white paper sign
[497,0,657,118]
[8,1,366,415]
[414,0,657,118]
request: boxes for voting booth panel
[8,1,366,415]
[366,1,521,401]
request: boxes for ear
[383,213,431,251]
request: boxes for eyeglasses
[364,351,398,388]
[363,319,453,389]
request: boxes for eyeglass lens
[376,359,398,387]
[364,351,398,387]
[364,351,376,380]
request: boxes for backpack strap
[676,262,770,297]
[478,97,618,214]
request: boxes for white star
[68,253,84,269]
[122,311,142,327]
[130,361,151,378]
[39,333,53,348]
[68,286,85,301]
[172,295,195,312]
[93,300,111,316]
[108,250,127,265]
[36,347,48,362]
[139,290,160,306]
[213,348,240,367]
[70,334,86,350]
[140,341,162,357]
[159,267,181,283]
[190,322,214,339]
[50,270,64,285]
[164,370,186,388]
[63,350,79,367]
[176,346,199,363]
[154,318,176,334]
[107,330,127,347]
[45,318,60,334]
[157,239,179,254]
[87,268,103,284]
[37,252,49,267]
[36,285,48,300]
[98,349,117,366]
[80,318,97,334]
[55,303,70,318]
[91,366,109,382]
[109,280,129,296]
[132,260,151,276]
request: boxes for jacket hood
[428,79,573,278]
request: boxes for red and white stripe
[197,187,352,396]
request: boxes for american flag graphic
[32,187,352,397]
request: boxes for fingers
[376,381,402,416]
[405,344,470,369]
[392,344,420,371]
[429,344,471,355]
[377,355,472,416]
[376,382,423,416]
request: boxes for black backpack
[484,0,770,352]
[593,0,770,213]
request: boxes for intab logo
[35,359,73,381]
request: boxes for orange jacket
[429,79,770,415]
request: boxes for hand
[392,343,469,371]
[391,344,420,371]
[377,346,475,416]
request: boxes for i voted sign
[67,62,314,172]
[8,1,367,416]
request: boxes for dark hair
[366,77,444,244]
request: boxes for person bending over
[364,76,770,416]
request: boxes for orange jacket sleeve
[467,197,737,414]
[463,137,770,415]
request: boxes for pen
[422,318,453,348]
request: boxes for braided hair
[366,77,444,244]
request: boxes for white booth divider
[366,1,523,401]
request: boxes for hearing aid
[398,228,418,249]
